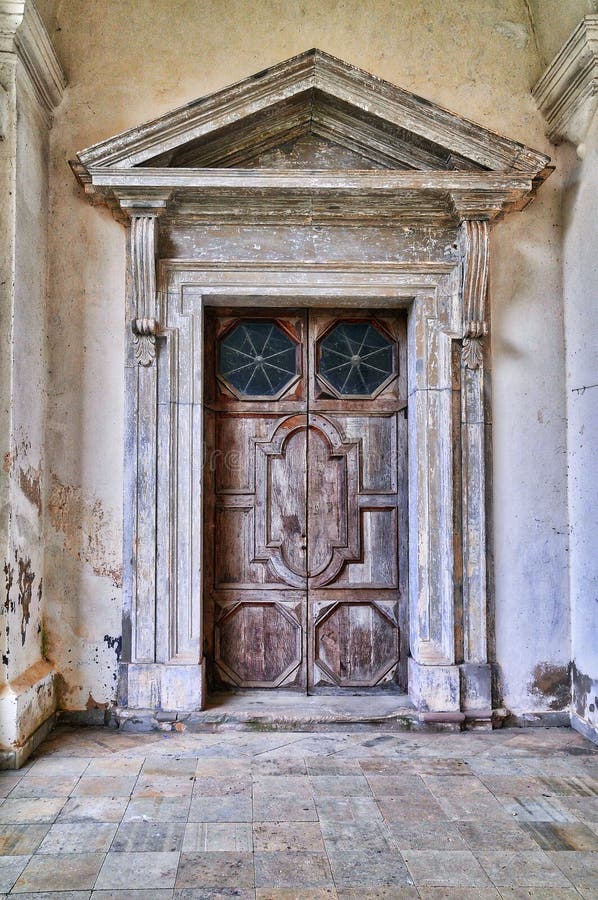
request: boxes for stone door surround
[71,49,552,720]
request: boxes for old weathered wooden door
[204,308,407,692]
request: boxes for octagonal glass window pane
[219,320,297,397]
[318,321,395,396]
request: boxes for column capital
[1,1,65,117]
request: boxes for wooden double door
[204,308,408,692]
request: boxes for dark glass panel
[319,321,394,396]
[219,321,297,397]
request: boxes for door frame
[119,255,491,716]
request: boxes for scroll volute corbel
[460,219,489,370]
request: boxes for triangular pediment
[75,49,550,176]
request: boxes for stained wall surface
[36,0,571,714]
[562,112,598,735]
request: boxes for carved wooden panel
[204,307,407,692]
[313,600,400,687]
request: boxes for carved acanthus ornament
[129,213,160,366]
[460,219,489,370]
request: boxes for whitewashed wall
[36,0,571,715]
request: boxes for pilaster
[458,218,492,714]
[0,0,64,767]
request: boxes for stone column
[458,219,492,716]
[119,203,204,714]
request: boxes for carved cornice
[533,15,598,147]
[0,0,65,116]
[460,220,489,370]
[78,168,544,225]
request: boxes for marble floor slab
[0,723,595,896]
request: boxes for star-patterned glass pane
[219,321,297,397]
[318,321,395,396]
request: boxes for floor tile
[14,892,92,900]
[497,889,582,899]
[193,776,251,797]
[321,821,391,852]
[418,889,500,899]
[501,797,579,822]
[309,776,371,797]
[0,856,30,892]
[253,822,323,852]
[133,776,195,799]
[255,851,333,888]
[328,850,413,888]
[92,892,172,899]
[175,851,254,889]
[560,796,598,822]
[402,849,494,887]
[521,820,598,850]
[365,775,433,798]
[111,821,184,851]
[189,795,252,823]
[38,822,117,853]
[475,849,573,887]
[12,852,104,893]
[142,757,198,777]
[182,823,252,851]
[336,889,418,899]
[316,797,384,823]
[27,757,91,777]
[253,776,312,798]
[456,821,538,850]
[95,851,179,890]
[124,797,191,823]
[378,795,448,824]
[8,776,79,798]
[0,824,48,855]
[548,850,598,888]
[85,757,144,777]
[387,822,468,850]
[253,796,317,822]
[251,758,308,777]
[57,797,128,823]
[257,890,338,899]
[358,759,417,775]
[174,890,254,899]
[72,776,138,797]
[195,759,252,777]
[0,798,64,823]
[0,774,22,797]
[307,758,362,776]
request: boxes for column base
[119,661,206,711]
[460,662,492,711]
[0,660,57,768]
[408,657,460,711]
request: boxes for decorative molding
[533,15,598,147]
[76,168,546,225]
[132,317,159,367]
[460,219,489,370]
[129,214,160,366]
[73,48,550,175]
[0,1,65,116]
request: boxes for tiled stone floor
[0,724,597,898]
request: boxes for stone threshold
[107,691,496,734]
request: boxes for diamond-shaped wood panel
[215,601,302,687]
[314,601,399,687]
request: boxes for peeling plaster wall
[0,53,54,748]
[38,0,570,714]
[562,112,598,736]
